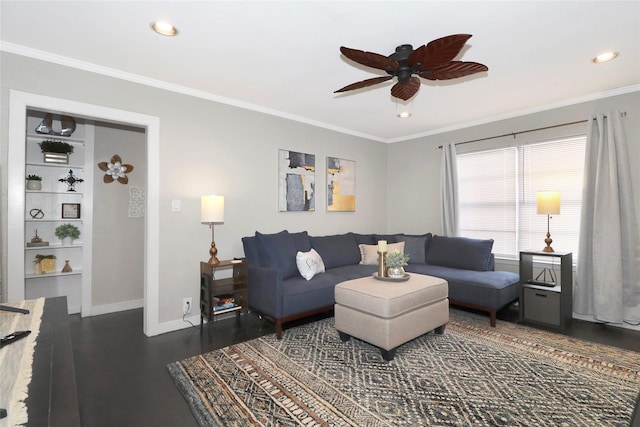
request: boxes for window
[457,136,586,260]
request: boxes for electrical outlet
[183,297,192,315]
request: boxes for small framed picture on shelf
[61,203,81,219]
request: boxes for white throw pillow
[359,242,405,265]
[296,249,326,281]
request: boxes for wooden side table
[199,259,248,329]
[519,251,573,330]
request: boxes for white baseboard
[88,299,144,317]
[151,311,244,336]
[573,313,640,331]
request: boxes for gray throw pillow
[426,235,494,271]
[290,231,312,252]
[310,233,360,269]
[402,233,432,264]
[255,230,299,279]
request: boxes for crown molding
[388,84,640,143]
[0,42,385,143]
[2,41,637,145]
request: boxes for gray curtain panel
[440,143,459,237]
[575,111,640,324]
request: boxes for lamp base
[208,241,220,265]
[542,232,554,253]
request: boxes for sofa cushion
[280,272,343,317]
[359,242,405,265]
[405,264,520,310]
[291,231,312,252]
[374,233,404,243]
[296,249,325,281]
[401,233,432,264]
[241,236,262,266]
[426,235,494,271]
[353,233,376,246]
[327,264,377,281]
[255,230,298,279]
[311,233,360,269]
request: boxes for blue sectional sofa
[242,231,520,339]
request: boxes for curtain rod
[438,111,627,149]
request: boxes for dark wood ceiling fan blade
[340,46,399,71]
[335,76,394,93]
[419,61,488,80]
[390,77,420,100]
[408,34,473,69]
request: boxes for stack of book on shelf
[213,295,237,312]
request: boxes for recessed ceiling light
[151,21,178,36]
[397,111,412,119]
[593,51,618,63]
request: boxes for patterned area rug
[0,298,45,427]
[167,310,640,426]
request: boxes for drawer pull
[535,293,548,297]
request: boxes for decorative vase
[61,237,71,246]
[26,180,42,190]
[387,266,405,278]
[62,260,72,273]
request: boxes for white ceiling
[1,1,639,142]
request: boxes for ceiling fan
[335,34,488,101]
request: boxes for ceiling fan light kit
[335,34,488,101]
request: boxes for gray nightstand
[519,251,573,329]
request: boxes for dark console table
[26,296,80,426]
[519,251,573,330]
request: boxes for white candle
[378,240,387,252]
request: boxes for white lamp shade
[201,195,224,223]
[537,191,560,215]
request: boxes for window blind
[457,136,586,259]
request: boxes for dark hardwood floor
[68,305,640,427]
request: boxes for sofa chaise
[242,231,520,339]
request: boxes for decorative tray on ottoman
[372,272,410,282]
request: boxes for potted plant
[385,250,410,278]
[39,139,74,164]
[26,174,43,191]
[55,223,81,245]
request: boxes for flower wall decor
[98,154,134,184]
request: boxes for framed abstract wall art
[278,150,315,212]
[327,157,356,212]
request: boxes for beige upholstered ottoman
[334,274,449,361]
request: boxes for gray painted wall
[92,123,146,308]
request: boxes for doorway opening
[7,90,161,336]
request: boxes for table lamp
[201,194,224,265]
[537,191,560,253]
